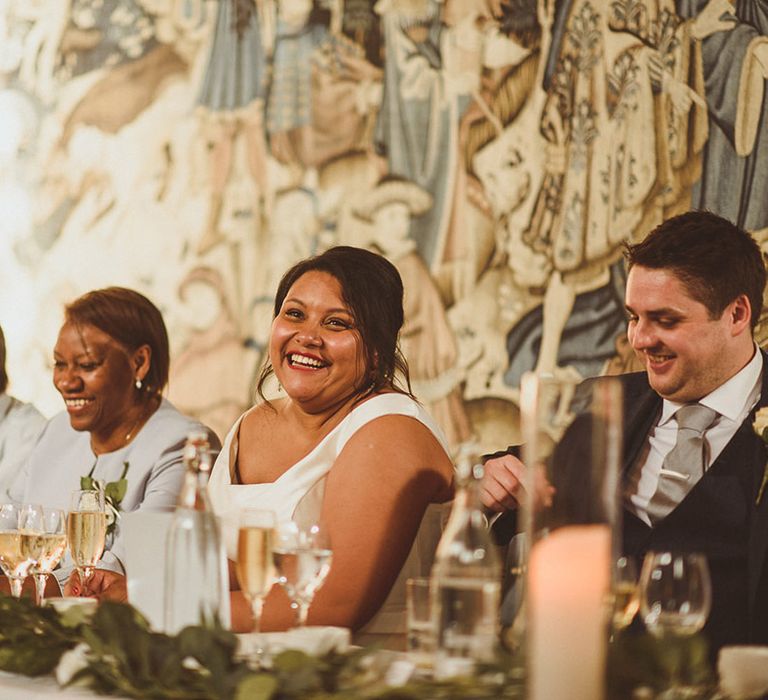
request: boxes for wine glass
[609,555,639,636]
[273,521,332,627]
[0,503,43,598]
[30,508,67,605]
[639,551,712,697]
[68,489,107,585]
[235,509,276,632]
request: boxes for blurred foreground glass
[406,577,436,667]
[521,372,622,700]
[68,489,107,584]
[235,509,276,633]
[610,555,639,636]
[31,508,67,605]
[273,521,332,627]
[640,551,711,638]
[639,551,712,698]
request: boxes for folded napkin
[719,645,768,698]
[237,626,350,659]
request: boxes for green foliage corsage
[80,462,129,536]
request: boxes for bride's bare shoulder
[241,399,286,433]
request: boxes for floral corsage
[80,462,129,536]
[751,408,768,506]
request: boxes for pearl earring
[135,378,143,390]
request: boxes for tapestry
[1,0,767,453]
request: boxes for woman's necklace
[123,398,159,446]
[124,411,145,445]
[91,400,157,456]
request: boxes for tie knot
[675,404,718,434]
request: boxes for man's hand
[65,569,128,603]
[481,454,526,512]
[481,454,555,513]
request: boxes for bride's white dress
[208,393,452,648]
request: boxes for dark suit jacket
[493,353,768,643]
[619,357,768,643]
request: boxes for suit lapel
[621,373,661,475]
[748,353,768,625]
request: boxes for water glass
[639,551,711,638]
[273,521,332,627]
[406,577,435,667]
[639,551,712,698]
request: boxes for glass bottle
[164,430,227,633]
[431,458,501,677]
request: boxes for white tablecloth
[0,671,98,698]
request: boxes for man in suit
[484,210,768,652]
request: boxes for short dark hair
[257,246,412,402]
[624,210,766,329]
[0,325,7,394]
[65,287,170,400]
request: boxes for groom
[484,210,768,652]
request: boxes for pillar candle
[528,524,611,700]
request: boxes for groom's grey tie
[647,403,718,525]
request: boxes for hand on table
[65,569,128,603]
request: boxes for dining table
[0,671,98,699]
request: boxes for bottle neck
[177,460,212,511]
[453,476,485,517]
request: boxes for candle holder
[520,371,622,700]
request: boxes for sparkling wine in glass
[30,509,67,605]
[0,503,43,598]
[235,509,276,633]
[610,556,640,634]
[68,489,107,584]
[639,551,712,697]
[273,521,332,627]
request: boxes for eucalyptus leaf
[105,479,128,503]
[235,674,278,700]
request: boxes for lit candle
[528,525,611,700]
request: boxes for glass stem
[296,600,310,627]
[9,576,23,598]
[250,596,264,633]
[33,573,48,606]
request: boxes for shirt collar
[658,343,763,426]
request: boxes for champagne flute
[235,509,276,632]
[273,521,332,627]
[639,551,712,698]
[0,503,42,598]
[68,489,107,585]
[610,555,639,635]
[30,508,67,605]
